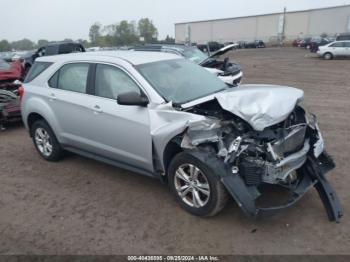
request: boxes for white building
[175,5,350,44]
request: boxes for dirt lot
[0,48,349,255]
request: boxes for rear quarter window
[48,63,89,94]
[23,62,53,83]
[330,42,345,47]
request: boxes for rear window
[23,62,53,83]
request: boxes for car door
[87,63,153,173]
[47,62,100,149]
[328,42,344,56]
[343,42,350,57]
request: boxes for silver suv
[21,51,342,221]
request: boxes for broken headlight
[301,105,325,158]
[313,123,325,158]
[298,103,317,129]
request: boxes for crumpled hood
[215,84,304,131]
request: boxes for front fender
[149,105,210,171]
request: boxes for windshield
[136,59,227,104]
[182,47,208,64]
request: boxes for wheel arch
[23,96,62,140]
[162,137,183,175]
[27,112,46,135]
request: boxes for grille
[239,158,264,186]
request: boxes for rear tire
[168,151,229,217]
[323,52,333,60]
[30,120,64,161]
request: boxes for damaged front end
[0,89,21,130]
[179,101,343,222]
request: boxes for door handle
[93,105,103,113]
[49,93,56,101]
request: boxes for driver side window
[95,64,141,99]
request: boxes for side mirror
[117,91,149,107]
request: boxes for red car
[292,39,303,47]
[0,58,24,129]
[0,58,24,90]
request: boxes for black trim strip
[86,63,96,95]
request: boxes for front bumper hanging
[221,151,343,222]
[191,148,343,222]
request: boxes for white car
[317,41,350,60]
[133,44,243,86]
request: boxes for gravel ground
[0,47,349,255]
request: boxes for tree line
[88,18,174,46]
[0,18,175,52]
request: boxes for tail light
[18,86,24,102]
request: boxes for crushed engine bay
[168,95,343,222]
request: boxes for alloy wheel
[324,53,332,60]
[34,127,53,157]
[174,164,210,208]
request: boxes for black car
[336,33,350,41]
[22,42,85,75]
[197,41,224,54]
[309,38,334,53]
[243,40,266,48]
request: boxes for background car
[292,39,303,47]
[336,33,350,41]
[133,44,243,85]
[0,58,24,90]
[20,41,86,75]
[309,37,334,53]
[244,40,266,48]
[298,37,312,48]
[0,58,23,128]
[317,40,350,60]
[197,41,224,54]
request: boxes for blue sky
[1,0,349,41]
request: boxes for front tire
[31,120,64,161]
[323,52,333,60]
[168,151,229,217]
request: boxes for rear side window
[45,45,59,56]
[337,35,350,41]
[49,63,89,94]
[344,42,350,47]
[23,62,53,83]
[330,42,344,47]
[58,44,84,54]
[58,44,74,54]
